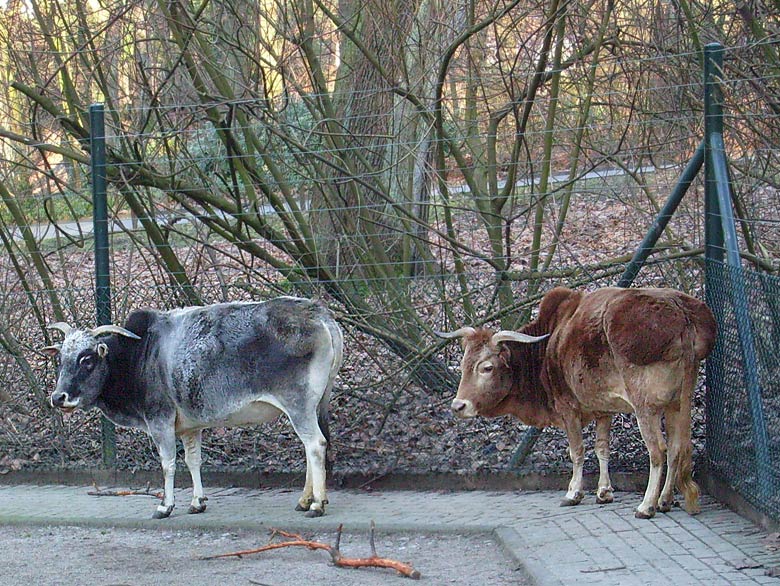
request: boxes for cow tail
[678,446,700,515]
[676,363,701,515]
[317,395,331,445]
[319,316,343,473]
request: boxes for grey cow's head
[41,322,140,412]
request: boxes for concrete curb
[0,468,653,492]
[494,526,565,586]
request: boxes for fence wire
[0,2,778,525]
[706,260,780,520]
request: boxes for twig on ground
[87,481,163,499]
[200,520,421,580]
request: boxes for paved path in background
[0,484,778,585]
[11,165,670,243]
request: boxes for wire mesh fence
[0,1,778,522]
[705,260,780,520]
[0,248,709,480]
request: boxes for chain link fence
[0,247,709,480]
[0,6,777,525]
[706,260,780,520]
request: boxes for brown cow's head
[437,327,548,418]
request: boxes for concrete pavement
[0,483,778,585]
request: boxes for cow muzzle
[50,391,79,413]
[451,398,477,418]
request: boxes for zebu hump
[123,308,160,338]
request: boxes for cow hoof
[596,489,614,504]
[634,507,656,519]
[306,502,325,519]
[153,504,174,519]
[188,497,208,515]
[560,491,584,507]
[658,499,677,513]
[295,503,310,512]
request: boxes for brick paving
[0,483,778,585]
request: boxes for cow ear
[97,343,109,358]
[40,345,61,357]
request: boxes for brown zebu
[438,287,716,519]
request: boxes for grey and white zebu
[42,297,343,519]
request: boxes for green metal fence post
[508,427,542,470]
[703,44,771,496]
[704,45,725,266]
[617,142,704,288]
[90,103,116,468]
[703,44,727,483]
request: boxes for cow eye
[79,354,96,370]
[479,363,494,374]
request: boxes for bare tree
[0,0,777,417]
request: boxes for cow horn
[90,325,142,340]
[47,322,74,336]
[434,326,476,339]
[492,331,550,345]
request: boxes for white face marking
[61,331,97,357]
[49,392,81,412]
[58,396,81,409]
[451,398,478,418]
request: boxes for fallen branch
[201,521,421,580]
[87,482,163,499]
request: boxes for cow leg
[288,412,328,517]
[634,409,666,519]
[658,406,679,513]
[181,429,208,514]
[561,413,586,506]
[594,415,614,504]
[150,426,177,519]
[295,458,314,513]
